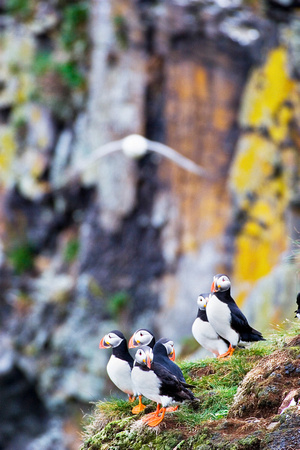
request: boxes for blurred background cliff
[1,0,300,448]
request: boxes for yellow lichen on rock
[239,47,295,128]
[0,126,16,188]
[230,133,277,200]
[230,46,296,306]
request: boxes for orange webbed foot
[141,403,160,422]
[217,344,235,359]
[132,403,146,414]
[146,408,166,427]
[165,405,178,412]
[141,412,157,422]
[131,395,146,414]
[128,395,136,403]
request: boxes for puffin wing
[228,301,264,341]
[228,301,251,331]
[152,362,195,401]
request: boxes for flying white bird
[65,134,207,184]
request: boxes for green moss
[4,0,34,19]
[57,61,85,88]
[63,238,80,264]
[95,398,141,422]
[107,291,131,318]
[32,51,53,76]
[113,15,129,49]
[33,52,85,89]
[7,241,35,274]
[83,418,183,450]
[60,2,89,50]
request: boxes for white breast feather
[192,317,229,356]
[131,367,172,408]
[206,294,239,347]
[107,355,134,395]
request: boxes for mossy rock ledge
[81,330,300,450]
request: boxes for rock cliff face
[0,0,300,448]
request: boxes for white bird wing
[64,139,123,183]
[147,139,207,177]
[62,135,208,188]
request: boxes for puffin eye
[140,332,143,336]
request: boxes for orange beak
[169,348,175,361]
[146,352,152,369]
[99,337,109,348]
[128,335,138,348]
[211,280,217,293]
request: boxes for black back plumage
[215,290,265,342]
[152,361,195,402]
[153,339,185,383]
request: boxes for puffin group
[99,273,285,427]
[192,274,265,358]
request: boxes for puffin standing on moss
[192,293,230,357]
[128,328,157,413]
[295,293,300,319]
[206,274,265,358]
[131,346,195,427]
[99,330,145,413]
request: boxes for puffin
[99,330,146,414]
[128,328,156,414]
[206,274,265,358]
[131,346,195,427]
[295,293,300,319]
[192,293,230,357]
[128,328,156,349]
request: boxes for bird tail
[240,327,265,342]
[183,387,195,401]
[182,381,196,389]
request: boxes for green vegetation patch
[7,240,35,274]
[4,0,34,20]
[63,237,80,264]
[60,2,89,50]
[107,291,131,318]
